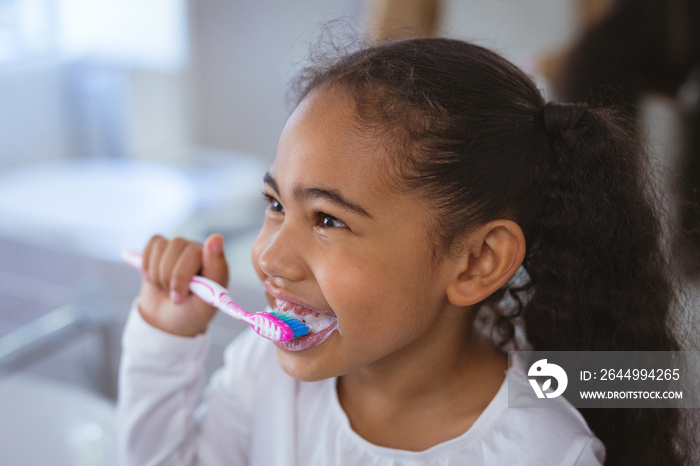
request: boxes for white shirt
[118,307,605,465]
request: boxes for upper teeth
[296,312,336,333]
[273,306,336,333]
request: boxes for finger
[202,234,229,287]
[157,237,189,291]
[144,235,167,287]
[169,242,203,304]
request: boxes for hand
[137,234,229,337]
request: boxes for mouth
[274,299,336,332]
[270,297,339,352]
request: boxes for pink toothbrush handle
[120,249,295,341]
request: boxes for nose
[256,223,307,283]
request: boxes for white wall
[0,60,72,168]
[439,0,577,65]
[188,0,365,162]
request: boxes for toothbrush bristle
[267,311,310,338]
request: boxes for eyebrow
[263,172,372,218]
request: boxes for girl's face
[251,88,469,382]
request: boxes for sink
[0,158,197,261]
[0,154,265,261]
[0,374,117,466]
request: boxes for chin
[275,349,341,383]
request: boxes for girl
[118,38,693,465]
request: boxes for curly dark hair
[292,36,698,465]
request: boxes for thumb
[202,234,229,287]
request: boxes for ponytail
[525,104,673,353]
[520,104,693,465]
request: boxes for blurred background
[0,0,696,464]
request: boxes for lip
[263,282,337,318]
[274,320,338,352]
[263,282,339,351]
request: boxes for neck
[337,308,508,450]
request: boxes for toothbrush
[121,249,309,342]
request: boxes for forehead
[271,88,395,196]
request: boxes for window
[0,0,187,70]
[0,0,55,64]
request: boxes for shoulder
[491,406,604,465]
[484,368,605,465]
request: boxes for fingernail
[210,237,223,254]
[170,290,182,303]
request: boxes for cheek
[318,248,436,322]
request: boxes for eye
[316,212,347,229]
[263,193,284,213]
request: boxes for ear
[446,220,526,307]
